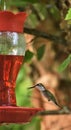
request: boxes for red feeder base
[0,106,42,124]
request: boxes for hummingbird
[28,83,62,108]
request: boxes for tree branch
[37,106,71,115]
[24,27,67,45]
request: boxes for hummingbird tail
[55,102,62,108]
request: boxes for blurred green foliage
[0,0,39,9]
[58,54,71,72]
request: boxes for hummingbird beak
[28,85,36,89]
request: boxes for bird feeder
[0,11,42,124]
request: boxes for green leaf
[58,54,71,72]
[9,1,27,7]
[65,8,71,20]
[24,50,34,62]
[9,0,39,7]
[37,45,45,60]
[49,6,60,21]
[21,0,38,3]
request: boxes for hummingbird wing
[41,90,52,101]
[41,90,62,108]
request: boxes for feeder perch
[0,11,42,124]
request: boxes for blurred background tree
[0,0,71,130]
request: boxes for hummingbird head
[28,83,45,91]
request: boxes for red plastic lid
[0,11,27,33]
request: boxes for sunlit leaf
[37,45,45,60]
[58,54,71,72]
[65,8,71,20]
[24,50,34,62]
